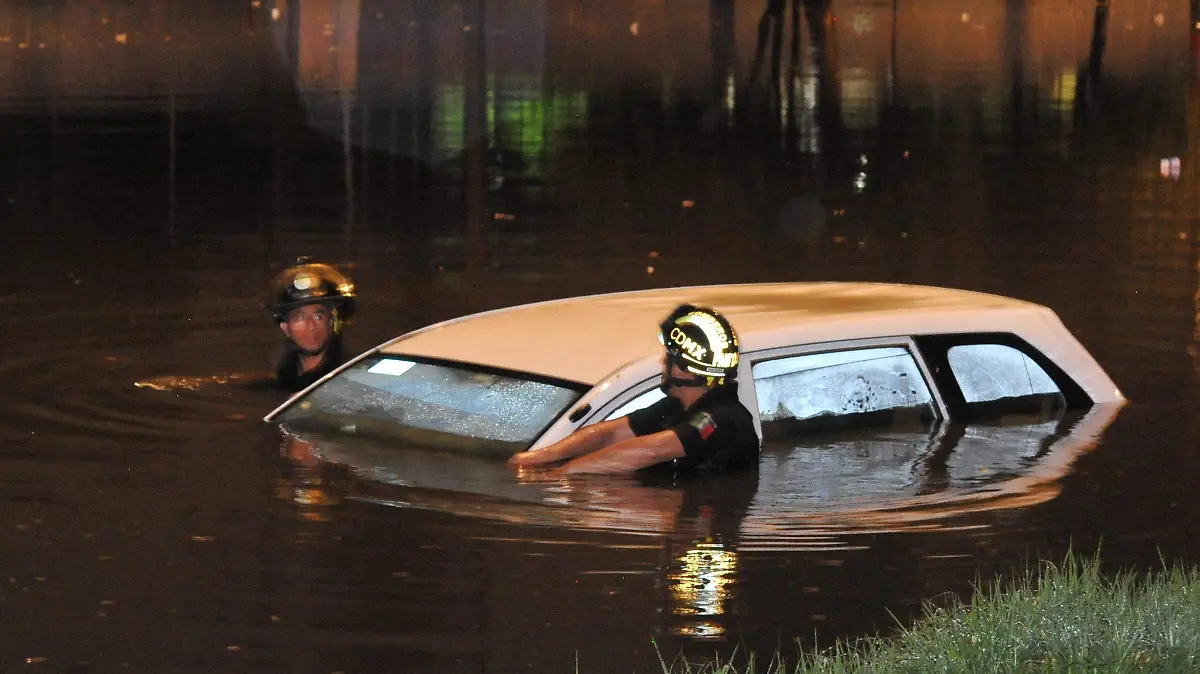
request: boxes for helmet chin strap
[661,352,734,392]
[660,357,715,392]
[660,375,706,393]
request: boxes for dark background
[1,0,1197,671]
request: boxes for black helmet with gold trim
[658,304,740,386]
[267,262,356,328]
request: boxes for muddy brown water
[2,2,1200,672]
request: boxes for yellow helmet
[658,304,740,386]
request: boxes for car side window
[946,344,1064,415]
[751,347,936,439]
[604,387,666,421]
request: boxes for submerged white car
[264,282,1124,461]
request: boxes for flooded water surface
[2,0,1199,671]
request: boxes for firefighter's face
[281,304,333,355]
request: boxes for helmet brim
[270,296,354,322]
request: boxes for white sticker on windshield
[368,359,417,377]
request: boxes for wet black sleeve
[670,405,742,461]
[626,396,677,437]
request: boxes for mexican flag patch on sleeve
[687,411,718,440]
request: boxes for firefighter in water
[266,261,356,392]
[508,304,761,475]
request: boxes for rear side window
[946,344,1064,415]
[752,347,936,439]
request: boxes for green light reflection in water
[434,74,588,179]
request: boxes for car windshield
[275,355,587,456]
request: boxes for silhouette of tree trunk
[406,0,437,277]
[1189,11,1200,377]
[748,0,844,157]
[889,0,899,105]
[785,0,801,158]
[335,1,355,254]
[748,0,786,126]
[709,0,736,129]
[286,0,300,81]
[1004,0,1029,147]
[769,0,784,126]
[804,0,843,155]
[464,0,489,276]
[1075,0,1108,131]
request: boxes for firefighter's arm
[507,417,636,467]
[558,429,685,474]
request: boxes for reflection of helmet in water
[659,304,740,386]
[267,262,356,328]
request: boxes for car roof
[381,282,1084,386]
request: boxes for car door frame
[912,332,1093,420]
[578,375,664,426]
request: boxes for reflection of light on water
[1052,70,1077,113]
[290,403,1122,545]
[1160,157,1182,181]
[275,434,341,520]
[853,172,867,193]
[780,73,820,154]
[1192,256,1200,376]
[724,72,736,119]
[675,621,725,639]
[1047,70,1078,138]
[293,487,332,507]
[842,68,880,132]
[434,79,589,179]
[134,372,259,392]
[274,480,338,521]
[779,66,883,144]
[668,541,738,638]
